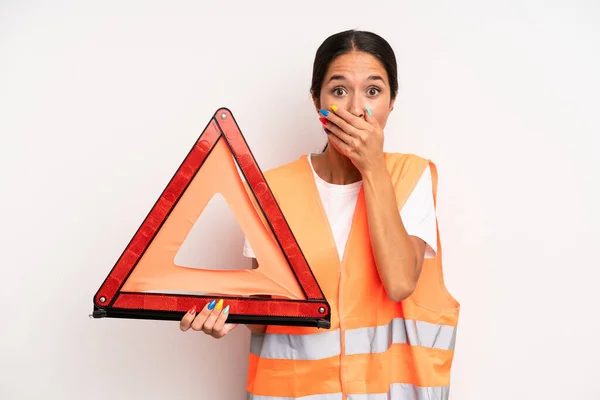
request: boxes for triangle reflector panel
[92,108,331,328]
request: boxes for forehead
[324,51,388,83]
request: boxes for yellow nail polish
[331,105,338,112]
[216,299,223,310]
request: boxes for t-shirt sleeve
[242,236,256,258]
[400,165,438,258]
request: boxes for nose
[348,94,364,118]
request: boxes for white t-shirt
[243,155,437,260]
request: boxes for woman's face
[315,50,395,129]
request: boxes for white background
[1,1,599,399]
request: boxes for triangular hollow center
[174,192,251,270]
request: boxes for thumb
[214,323,238,339]
[224,323,238,332]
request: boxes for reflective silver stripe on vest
[247,385,449,400]
[247,393,343,400]
[250,329,341,360]
[347,384,450,400]
[250,318,455,361]
[345,318,456,355]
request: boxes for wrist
[362,157,388,184]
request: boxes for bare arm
[245,258,268,334]
[362,164,427,302]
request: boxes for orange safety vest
[246,152,460,399]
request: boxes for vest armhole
[409,161,460,313]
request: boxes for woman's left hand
[321,106,386,174]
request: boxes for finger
[202,299,224,335]
[364,107,383,141]
[322,120,354,146]
[191,299,217,331]
[180,306,197,331]
[213,323,238,339]
[320,108,360,138]
[212,305,236,337]
[328,132,354,158]
[364,106,380,128]
[211,304,230,334]
[329,105,370,135]
[324,108,371,143]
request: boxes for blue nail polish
[319,109,329,116]
[207,299,216,310]
[366,106,372,117]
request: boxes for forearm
[245,258,268,334]
[245,324,267,334]
[362,163,421,302]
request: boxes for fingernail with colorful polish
[331,105,338,112]
[319,117,328,125]
[189,306,196,315]
[324,128,331,135]
[366,106,372,117]
[216,299,223,311]
[223,305,230,315]
[207,300,216,310]
[319,109,329,116]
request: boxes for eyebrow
[326,74,386,84]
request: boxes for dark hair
[311,29,399,103]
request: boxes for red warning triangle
[92,108,331,328]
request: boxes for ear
[311,91,321,111]
[389,98,396,112]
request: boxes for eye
[332,87,347,96]
[367,87,381,97]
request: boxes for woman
[180,29,459,399]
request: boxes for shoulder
[261,156,307,182]
[383,152,435,208]
[384,152,431,182]
[384,152,429,168]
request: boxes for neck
[312,145,362,185]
